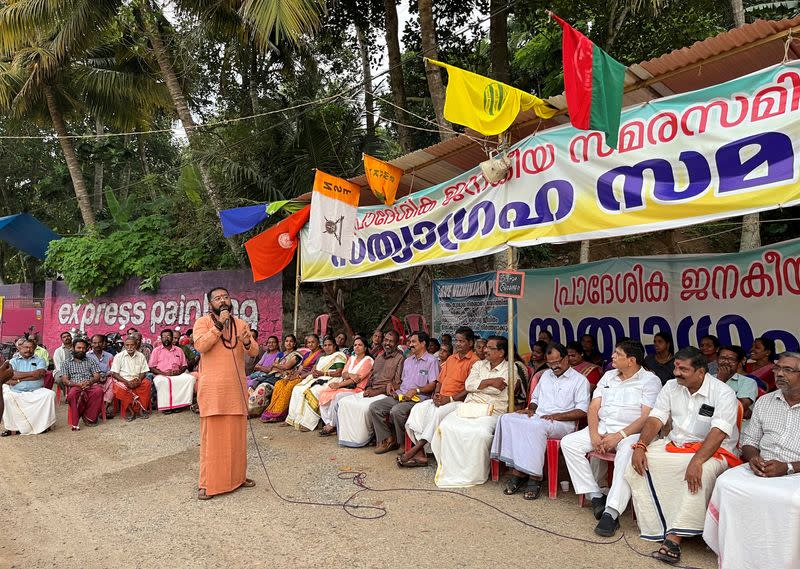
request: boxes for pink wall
[42,270,282,351]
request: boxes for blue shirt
[9,355,47,392]
[88,350,113,374]
[397,352,440,399]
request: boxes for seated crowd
[2,323,797,567]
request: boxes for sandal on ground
[1,429,16,437]
[71,425,80,432]
[190,403,200,414]
[242,478,256,488]
[139,411,150,420]
[126,413,136,422]
[397,455,428,468]
[503,475,529,495]
[197,489,212,501]
[319,426,336,437]
[651,539,681,565]
[522,480,542,500]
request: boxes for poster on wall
[514,238,800,358]
[432,272,509,340]
[42,270,282,350]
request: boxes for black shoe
[594,513,619,537]
[591,495,607,520]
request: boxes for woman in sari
[567,341,602,387]
[247,335,302,417]
[319,336,374,436]
[643,332,675,385]
[700,334,721,375]
[286,337,347,431]
[247,335,283,389]
[260,334,322,423]
[746,336,776,391]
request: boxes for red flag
[244,205,310,281]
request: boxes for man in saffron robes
[194,287,260,500]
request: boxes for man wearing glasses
[715,345,758,420]
[704,351,800,568]
[491,342,591,499]
[561,338,662,536]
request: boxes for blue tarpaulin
[0,213,61,259]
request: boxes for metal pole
[293,237,301,336]
[506,246,515,412]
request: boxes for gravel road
[0,406,716,568]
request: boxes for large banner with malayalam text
[514,238,800,359]
[302,62,800,282]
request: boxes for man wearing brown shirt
[400,326,479,467]
[337,330,404,447]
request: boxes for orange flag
[244,205,310,281]
[363,154,402,206]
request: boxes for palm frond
[238,0,324,46]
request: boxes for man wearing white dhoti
[337,331,404,447]
[491,342,590,499]
[2,339,56,436]
[561,339,662,536]
[399,326,479,468]
[150,329,196,413]
[431,335,514,488]
[626,347,739,565]
[704,351,800,569]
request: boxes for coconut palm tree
[0,0,169,228]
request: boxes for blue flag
[219,204,270,237]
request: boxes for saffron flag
[363,154,402,206]
[308,170,360,258]
[550,12,626,148]
[244,205,310,281]
[425,58,556,136]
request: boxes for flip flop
[503,475,528,495]
[397,456,429,468]
[651,540,681,565]
[197,489,212,501]
[522,480,542,500]
[242,478,256,488]
[319,426,336,437]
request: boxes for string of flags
[231,13,627,282]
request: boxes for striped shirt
[62,357,101,384]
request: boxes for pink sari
[573,360,601,385]
[317,355,373,408]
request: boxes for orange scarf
[665,441,743,468]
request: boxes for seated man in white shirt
[432,335,516,488]
[52,331,74,387]
[626,347,739,565]
[491,342,591,499]
[561,339,662,536]
[2,339,56,436]
[704,351,800,569]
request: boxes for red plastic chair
[491,438,564,499]
[314,314,331,338]
[578,451,616,507]
[389,315,406,344]
[404,314,429,336]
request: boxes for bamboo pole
[506,247,515,412]
[293,238,301,336]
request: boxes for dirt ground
[0,406,717,569]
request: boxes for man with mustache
[150,329,195,414]
[192,287,260,500]
[703,351,800,568]
[626,347,739,565]
[62,338,104,431]
[715,345,758,421]
[111,337,152,421]
[2,339,56,436]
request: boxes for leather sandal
[242,478,256,488]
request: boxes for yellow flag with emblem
[426,58,557,136]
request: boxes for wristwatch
[788,462,796,475]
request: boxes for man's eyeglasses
[773,365,800,375]
[211,294,230,302]
[718,356,740,363]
